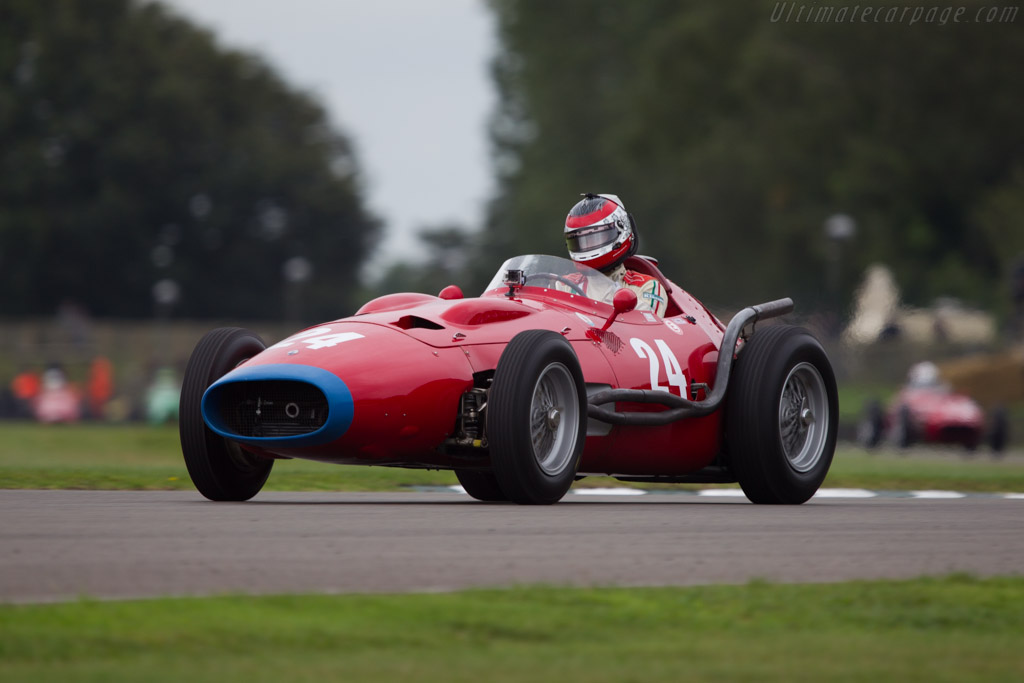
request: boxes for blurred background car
[858,361,1008,455]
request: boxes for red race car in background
[858,361,1009,455]
[180,254,839,505]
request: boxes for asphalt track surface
[1,489,1022,603]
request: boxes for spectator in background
[86,356,114,420]
[33,363,82,423]
[10,366,41,419]
[145,366,181,425]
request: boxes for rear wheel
[487,330,586,505]
[726,325,838,504]
[180,327,273,501]
[454,469,508,502]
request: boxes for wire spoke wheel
[778,362,829,473]
[529,363,579,475]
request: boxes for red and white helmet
[564,193,637,272]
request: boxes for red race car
[858,361,1009,455]
[180,254,838,505]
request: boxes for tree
[0,0,379,320]
[478,1,1024,314]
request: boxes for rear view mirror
[613,288,638,314]
[600,288,638,331]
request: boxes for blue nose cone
[201,363,354,447]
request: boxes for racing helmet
[907,361,941,388]
[564,193,638,272]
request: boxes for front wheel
[179,327,273,501]
[893,404,916,450]
[856,399,884,449]
[726,325,838,504]
[487,330,587,505]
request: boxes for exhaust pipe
[586,298,793,426]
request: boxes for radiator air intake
[215,380,328,438]
[202,363,354,447]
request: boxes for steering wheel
[524,272,587,296]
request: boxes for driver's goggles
[566,222,619,253]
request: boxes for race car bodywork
[181,254,839,504]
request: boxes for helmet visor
[566,222,620,254]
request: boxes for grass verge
[1,422,1023,492]
[1,576,1021,682]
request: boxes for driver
[563,193,667,317]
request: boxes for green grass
[0,422,459,491]
[837,381,898,423]
[1,576,1022,682]
[826,449,1024,493]
[1,422,1024,492]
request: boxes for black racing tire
[725,325,838,505]
[990,406,1009,456]
[487,330,587,505]
[894,404,916,449]
[454,469,508,502]
[179,327,273,501]
[856,399,884,450]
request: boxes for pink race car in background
[858,361,1008,455]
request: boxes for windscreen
[482,254,621,306]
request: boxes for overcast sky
[162,0,497,270]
